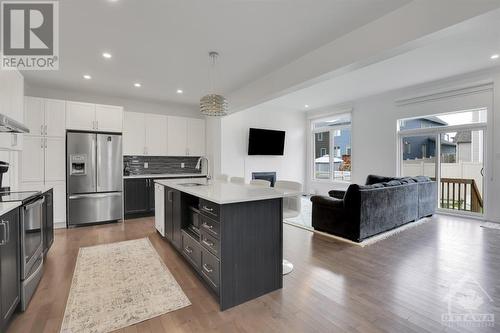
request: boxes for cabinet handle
[202,238,214,247]
[4,220,9,243]
[202,205,214,212]
[40,124,43,135]
[44,124,48,135]
[45,138,48,148]
[0,221,6,246]
[202,264,213,273]
[41,138,44,148]
[184,246,193,254]
[202,222,213,230]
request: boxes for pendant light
[200,51,228,116]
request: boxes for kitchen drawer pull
[184,246,193,254]
[202,222,213,230]
[0,221,6,246]
[202,239,214,247]
[4,220,9,243]
[203,264,213,273]
[202,205,214,212]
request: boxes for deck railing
[439,178,483,213]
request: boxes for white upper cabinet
[122,112,205,157]
[24,97,44,136]
[167,116,188,156]
[0,70,24,151]
[25,97,66,137]
[123,112,145,155]
[95,104,123,132]
[145,113,168,155]
[187,118,206,156]
[45,99,66,137]
[66,101,96,131]
[66,101,123,132]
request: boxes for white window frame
[311,114,352,183]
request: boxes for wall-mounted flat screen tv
[248,128,285,155]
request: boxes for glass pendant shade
[200,94,228,116]
[200,51,227,116]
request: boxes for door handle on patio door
[481,168,484,177]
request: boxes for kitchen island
[155,178,301,310]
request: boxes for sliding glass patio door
[400,127,485,217]
[439,130,484,214]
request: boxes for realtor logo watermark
[1,1,59,70]
[442,274,495,328]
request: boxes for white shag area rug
[60,238,191,333]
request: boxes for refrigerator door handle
[92,135,97,191]
[69,193,122,200]
[96,137,101,190]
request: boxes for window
[312,113,351,181]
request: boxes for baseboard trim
[54,222,66,229]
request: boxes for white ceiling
[22,0,411,105]
[264,8,500,111]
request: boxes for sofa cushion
[365,175,395,185]
[399,177,416,184]
[383,180,402,187]
[359,183,384,190]
[412,176,432,183]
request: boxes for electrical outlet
[181,163,185,168]
[144,162,149,168]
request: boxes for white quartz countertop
[155,179,302,204]
[123,173,206,179]
[0,202,21,216]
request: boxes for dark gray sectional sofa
[311,175,437,242]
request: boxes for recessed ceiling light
[304,104,310,108]
[83,74,91,80]
[134,83,141,88]
[102,52,112,59]
[491,54,499,60]
[176,89,183,94]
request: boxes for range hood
[0,114,29,133]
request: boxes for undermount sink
[180,183,207,187]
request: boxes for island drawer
[199,214,220,239]
[181,230,202,271]
[200,229,220,258]
[201,248,220,293]
[199,199,220,220]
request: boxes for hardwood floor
[7,215,500,332]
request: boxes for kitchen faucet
[195,156,211,183]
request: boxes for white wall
[220,106,306,185]
[25,83,200,118]
[307,67,500,222]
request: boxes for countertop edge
[0,202,22,216]
[123,174,207,179]
[155,179,301,205]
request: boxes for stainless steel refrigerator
[67,132,123,226]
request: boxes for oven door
[21,197,45,279]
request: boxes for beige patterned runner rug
[60,238,190,333]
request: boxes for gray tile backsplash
[123,156,202,175]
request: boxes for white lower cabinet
[154,183,165,236]
[44,137,65,182]
[21,136,65,182]
[21,136,45,183]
